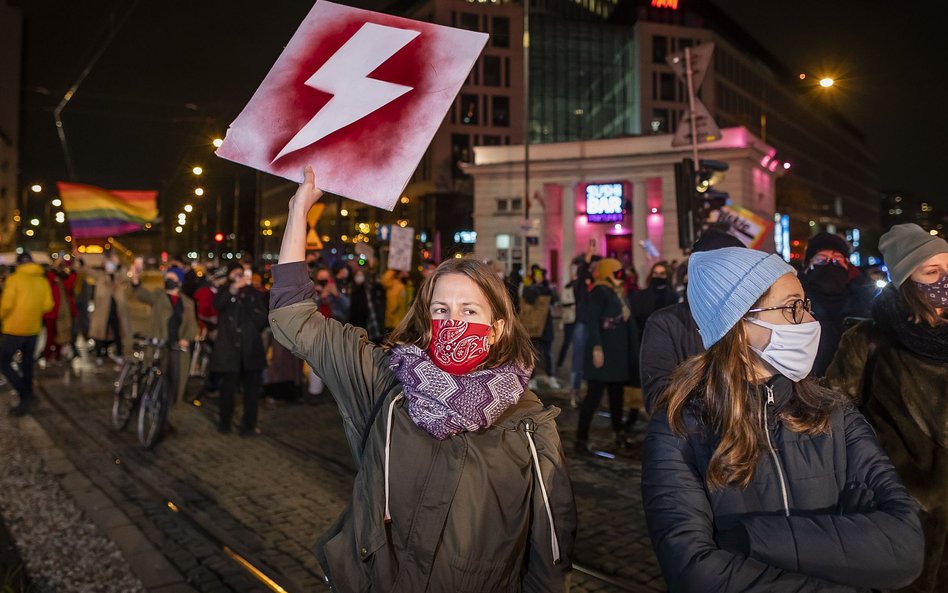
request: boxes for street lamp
[192,166,203,176]
[212,138,223,148]
[52,198,62,207]
[184,204,193,213]
[819,77,834,88]
[194,187,204,197]
[30,184,42,193]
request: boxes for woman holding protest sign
[268,167,576,592]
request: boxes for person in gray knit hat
[642,247,923,593]
[826,223,948,593]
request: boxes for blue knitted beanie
[687,247,795,348]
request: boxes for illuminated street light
[25,229,34,236]
[30,218,39,226]
[55,212,65,224]
[192,166,203,176]
[30,184,42,193]
[819,78,834,88]
[340,208,348,217]
[194,187,205,196]
[52,198,62,207]
[175,226,184,233]
[212,138,223,148]
[184,204,193,213]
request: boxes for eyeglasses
[747,298,812,325]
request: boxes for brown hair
[900,280,948,327]
[385,258,536,370]
[657,289,844,490]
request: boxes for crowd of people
[1,176,945,591]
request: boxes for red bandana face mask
[427,319,492,375]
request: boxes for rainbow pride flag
[57,182,158,239]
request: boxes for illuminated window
[460,94,479,125]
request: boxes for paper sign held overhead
[216,1,487,211]
[388,225,415,272]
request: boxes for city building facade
[393,0,878,272]
[466,126,782,284]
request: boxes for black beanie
[804,232,851,263]
[692,229,745,253]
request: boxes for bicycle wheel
[112,360,138,431]
[137,372,168,448]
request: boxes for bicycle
[111,335,170,448]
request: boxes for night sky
[15,0,948,210]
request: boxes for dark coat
[802,268,876,376]
[826,320,948,592]
[268,263,577,593]
[643,376,923,592]
[584,284,637,384]
[210,285,268,373]
[629,284,676,337]
[640,302,703,414]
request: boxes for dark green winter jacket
[268,262,577,593]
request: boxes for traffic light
[694,159,729,232]
[214,232,224,243]
[675,158,730,250]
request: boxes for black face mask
[650,277,668,290]
[164,279,180,291]
[316,279,329,288]
[805,263,849,297]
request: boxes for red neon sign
[651,0,679,8]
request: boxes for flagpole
[522,0,531,275]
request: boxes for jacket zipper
[763,385,790,517]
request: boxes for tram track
[36,372,651,593]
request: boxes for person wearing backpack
[268,167,576,592]
[826,223,948,592]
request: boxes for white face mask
[747,319,821,382]
[104,261,117,273]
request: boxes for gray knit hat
[687,247,795,348]
[879,223,948,287]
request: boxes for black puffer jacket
[642,375,923,593]
[640,302,702,414]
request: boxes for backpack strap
[360,388,394,454]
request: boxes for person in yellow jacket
[380,268,410,334]
[0,253,54,416]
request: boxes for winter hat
[688,247,795,348]
[692,228,745,253]
[15,252,33,264]
[209,267,228,281]
[594,258,623,281]
[879,223,948,287]
[804,232,851,263]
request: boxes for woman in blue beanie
[642,247,923,592]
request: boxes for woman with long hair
[268,167,576,592]
[643,247,922,592]
[826,223,948,592]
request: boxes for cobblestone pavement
[25,334,665,592]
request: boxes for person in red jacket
[42,262,77,363]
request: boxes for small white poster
[388,225,414,272]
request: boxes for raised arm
[278,165,322,265]
[270,168,399,462]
